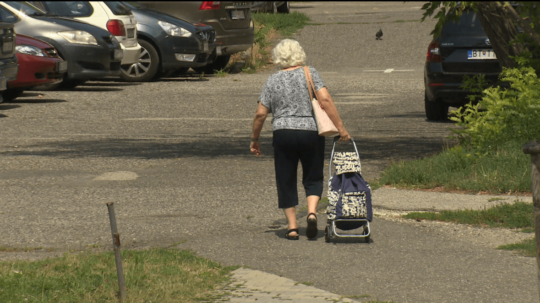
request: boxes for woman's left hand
[250,141,261,156]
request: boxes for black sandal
[306,213,318,239]
[285,228,299,240]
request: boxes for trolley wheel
[364,234,370,243]
[325,226,331,243]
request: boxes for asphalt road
[0,2,537,302]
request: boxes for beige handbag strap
[303,66,318,102]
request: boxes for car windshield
[31,2,93,17]
[122,1,146,10]
[103,1,131,15]
[4,1,47,16]
[442,10,486,37]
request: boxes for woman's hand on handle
[338,129,350,141]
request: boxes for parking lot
[0,2,537,302]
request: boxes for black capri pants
[273,129,325,209]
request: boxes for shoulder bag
[303,66,339,137]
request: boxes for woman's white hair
[272,39,306,69]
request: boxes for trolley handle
[329,136,362,178]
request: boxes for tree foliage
[417,2,540,148]
[419,1,540,69]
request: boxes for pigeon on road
[376,29,383,40]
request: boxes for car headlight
[158,21,192,37]
[57,31,98,45]
[16,45,47,57]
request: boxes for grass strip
[376,142,531,194]
[0,248,237,302]
[252,11,311,37]
[403,201,533,229]
[498,238,536,257]
[228,12,311,73]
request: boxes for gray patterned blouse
[258,66,326,132]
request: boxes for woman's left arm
[250,102,269,156]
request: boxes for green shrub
[451,65,540,153]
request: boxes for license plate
[57,60,68,72]
[2,41,12,53]
[127,28,135,38]
[231,10,245,19]
[204,42,208,52]
[468,49,497,60]
[0,77,6,91]
[114,49,124,60]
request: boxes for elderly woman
[250,39,350,240]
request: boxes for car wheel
[193,55,231,74]
[425,91,449,121]
[120,39,160,82]
[277,1,290,13]
[2,88,24,102]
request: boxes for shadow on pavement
[0,135,446,161]
[82,82,142,87]
[159,77,210,82]
[54,87,124,92]
[8,98,67,104]
[0,105,21,111]
[0,113,7,118]
[291,5,315,9]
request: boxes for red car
[2,34,67,102]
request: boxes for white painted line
[123,118,252,121]
[94,171,138,181]
[384,68,395,73]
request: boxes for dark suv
[0,21,18,102]
[424,10,505,120]
[138,1,254,73]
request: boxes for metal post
[106,202,127,302]
[523,140,540,301]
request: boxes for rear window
[103,1,131,15]
[441,10,486,37]
[0,5,20,23]
[4,1,45,16]
[123,2,147,10]
[32,1,93,17]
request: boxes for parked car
[0,21,18,103]
[424,9,507,121]
[251,1,289,13]
[0,1,123,89]
[29,1,141,68]
[3,34,67,101]
[138,1,254,74]
[118,1,216,81]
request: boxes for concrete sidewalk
[372,187,532,212]
[213,188,533,302]
[220,268,360,303]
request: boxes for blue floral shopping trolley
[325,137,373,243]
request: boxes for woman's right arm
[316,87,350,141]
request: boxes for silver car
[1,1,123,89]
[138,1,254,74]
